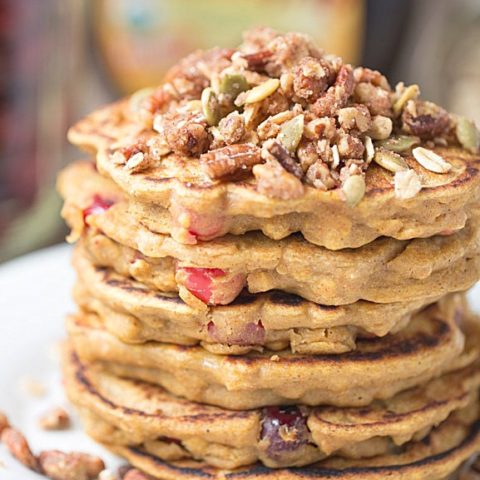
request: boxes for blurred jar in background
[93,0,365,94]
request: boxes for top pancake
[68,29,480,249]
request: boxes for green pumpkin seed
[342,175,366,207]
[374,149,409,173]
[219,73,249,98]
[201,87,221,126]
[129,87,155,113]
[277,115,304,153]
[376,135,420,153]
[456,117,480,153]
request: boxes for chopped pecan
[303,117,337,140]
[337,104,372,133]
[263,139,303,178]
[257,117,281,140]
[218,111,245,144]
[260,90,290,118]
[141,84,176,115]
[201,144,262,180]
[1,427,40,471]
[38,407,71,431]
[310,64,354,117]
[305,161,338,190]
[165,48,232,100]
[253,161,304,199]
[118,140,148,162]
[336,131,365,159]
[340,159,365,181]
[293,57,335,103]
[159,111,210,157]
[402,100,450,139]
[354,82,393,117]
[263,32,322,77]
[38,450,105,480]
[353,67,391,91]
[297,139,321,171]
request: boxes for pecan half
[201,144,262,180]
[38,450,105,480]
[1,427,40,471]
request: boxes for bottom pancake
[103,405,480,480]
[64,345,480,471]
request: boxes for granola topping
[114,28,479,204]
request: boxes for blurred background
[0,0,479,262]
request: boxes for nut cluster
[114,28,479,205]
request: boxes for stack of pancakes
[59,29,480,479]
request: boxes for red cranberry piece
[171,203,225,243]
[82,195,114,224]
[182,267,226,303]
[261,406,309,458]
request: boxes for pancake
[64,347,480,471]
[59,161,480,307]
[72,245,441,355]
[104,408,480,480]
[68,46,480,250]
[66,302,479,410]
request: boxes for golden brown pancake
[104,408,480,480]
[66,301,478,410]
[59,161,480,307]
[72,245,443,355]
[63,346,480,471]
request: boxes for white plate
[0,244,478,479]
[0,244,122,479]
